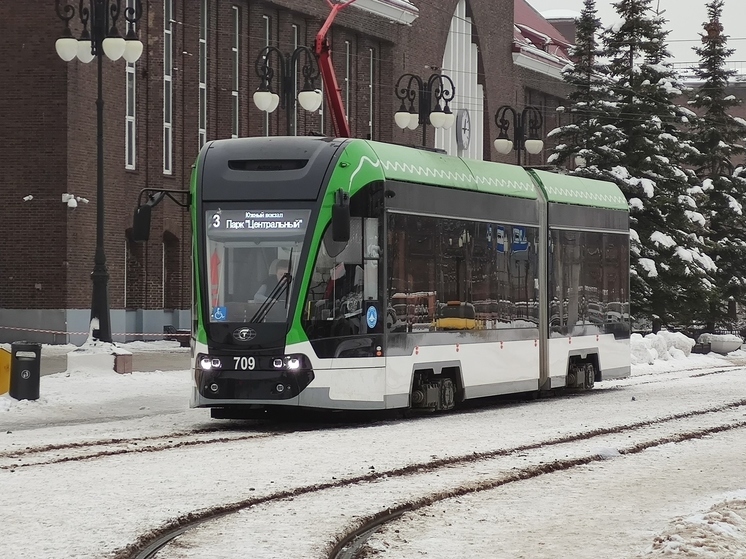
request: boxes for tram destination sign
[206,209,309,234]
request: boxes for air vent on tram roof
[228,159,308,171]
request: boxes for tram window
[323,229,348,258]
[228,159,308,171]
[303,220,364,335]
[302,183,385,356]
[363,217,379,301]
[204,208,310,323]
[387,213,539,332]
[549,229,629,336]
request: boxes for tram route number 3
[233,356,256,370]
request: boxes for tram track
[113,397,746,559]
[0,429,278,471]
[601,364,746,387]
[6,364,742,472]
[329,417,746,559]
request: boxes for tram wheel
[440,378,456,410]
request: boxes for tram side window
[303,183,384,351]
[387,213,539,332]
[387,213,440,331]
[318,218,364,333]
[549,230,629,336]
[501,225,539,326]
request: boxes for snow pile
[630,331,695,365]
[697,332,743,345]
[116,340,187,352]
[644,499,746,557]
[66,339,132,374]
[0,368,193,425]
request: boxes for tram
[134,136,631,418]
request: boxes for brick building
[0,0,572,344]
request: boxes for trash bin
[9,341,41,401]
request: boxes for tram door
[301,183,385,369]
[325,216,384,366]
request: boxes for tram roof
[362,140,537,199]
[528,169,629,211]
[358,140,628,211]
[196,136,627,212]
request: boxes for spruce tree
[688,0,746,329]
[548,0,626,178]
[602,0,716,331]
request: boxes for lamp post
[55,0,144,343]
[253,45,323,136]
[493,105,544,166]
[394,73,456,146]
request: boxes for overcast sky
[527,0,746,67]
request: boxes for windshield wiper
[249,248,294,323]
[249,273,290,323]
[285,247,295,310]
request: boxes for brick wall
[0,1,70,309]
[0,0,571,315]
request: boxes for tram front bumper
[196,368,315,401]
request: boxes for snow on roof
[515,0,573,45]
[348,0,419,25]
[516,23,554,46]
[513,0,573,70]
[516,22,572,49]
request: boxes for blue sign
[496,226,506,253]
[512,226,529,252]
[212,306,227,321]
[366,305,378,329]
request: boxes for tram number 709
[233,356,256,371]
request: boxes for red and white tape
[0,325,189,337]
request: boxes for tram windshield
[204,208,310,323]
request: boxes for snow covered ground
[0,333,745,558]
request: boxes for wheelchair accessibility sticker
[366,305,378,329]
[212,306,227,321]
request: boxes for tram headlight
[286,357,301,370]
[270,354,307,371]
[199,355,223,371]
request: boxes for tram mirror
[132,205,152,243]
[332,190,350,242]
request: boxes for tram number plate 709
[233,356,256,370]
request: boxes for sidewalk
[30,341,192,376]
[41,351,191,375]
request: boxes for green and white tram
[136,136,631,418]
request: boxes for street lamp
[394,73,456,146]
[55,1,144,343]
[493,105,544,166]
[253,45,323,136]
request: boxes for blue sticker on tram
[513,226,529,252]
[212,306,227,321]
[366,305,378,329]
